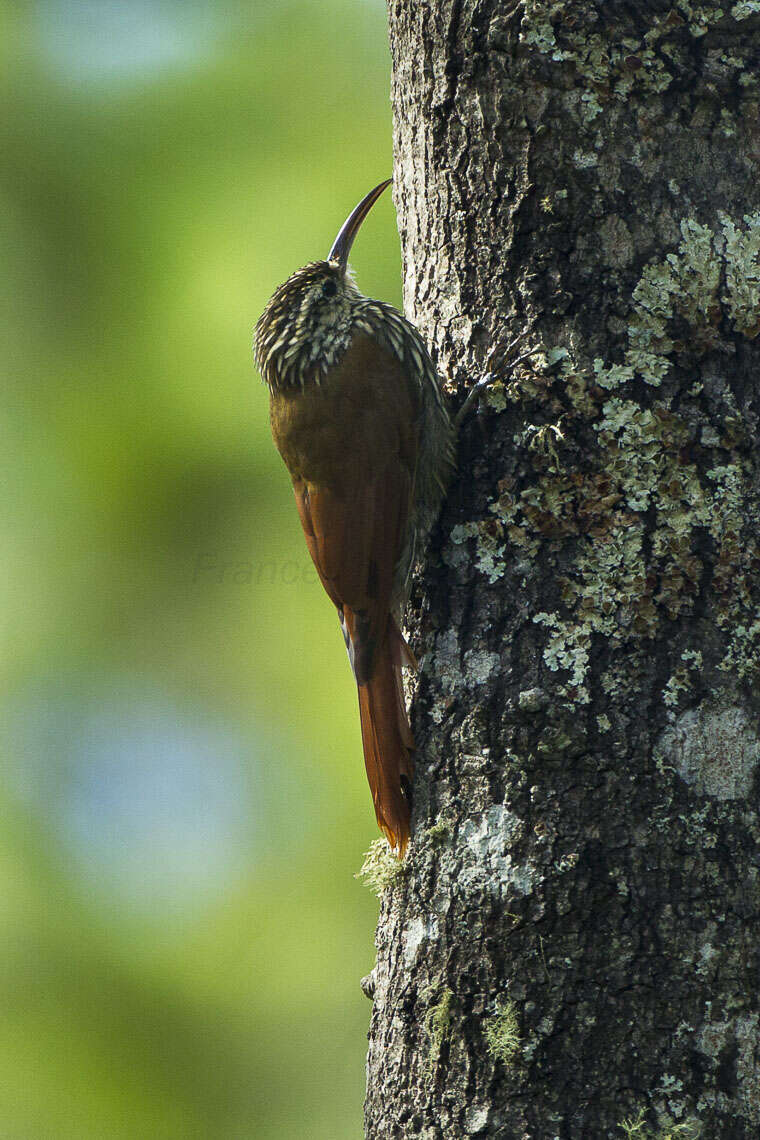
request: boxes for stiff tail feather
[357,619,415,856]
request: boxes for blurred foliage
[1,0,401,1135]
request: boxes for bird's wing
[293,460,409,683]
[276,330,420,681]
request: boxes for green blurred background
[2,1,400,1135]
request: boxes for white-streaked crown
[254,260,363,389]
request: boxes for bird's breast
[269,331,420,494]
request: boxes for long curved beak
[327,179,391,272]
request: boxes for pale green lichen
[520,2,736,121]
[473,213,760,703]
[594,358,635,390]
[450,521,479,546]
[663,650,704,709]
[521,11,557,54]
[662,675,684,708]
[718,211,760,336]
[544,345,569,367]
[705,464,760,679]
[527,401,706,694]
[448,519,507,583]
[719,618,760,678]
[619,1107,701,1138]
[536,219,754,399]
[425,986,454,1075]
[533,610,590,698]
[534,520,649,702]
[355,838,404,897]
[484,999,521,1065]
[732,0,760,17]
[695,1011,760,1123]
[426,815,453,845]
[658,1072,688,1121]
[625,219,722,386]
[623,213,760,385]
[684,3,722,35]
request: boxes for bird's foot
[454,328,543,431]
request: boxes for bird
[253,179,455,855]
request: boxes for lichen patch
[403,915,440,966]
[656,705,760,799]
[696,1012,760,1123]
[459,804,539,898]
[467,212,760,706]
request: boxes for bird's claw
[455,328,543,430]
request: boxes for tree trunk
[365,3,760,1137]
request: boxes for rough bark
[365,3,760,1137]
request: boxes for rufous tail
[356,619,415,856]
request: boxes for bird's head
[254,179,391,390]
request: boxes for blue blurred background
[2,1,400,1134]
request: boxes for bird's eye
[322,278,338,299]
